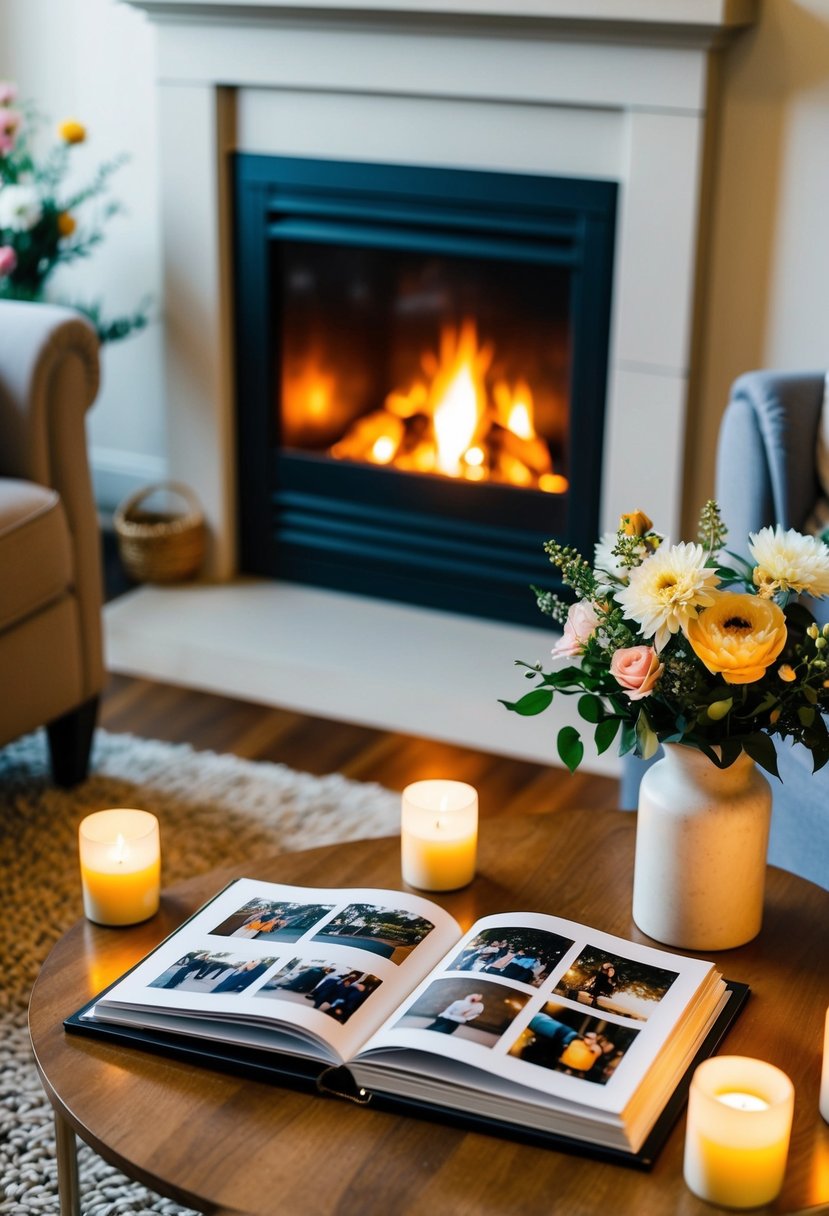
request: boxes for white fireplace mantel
[128,0,755,42]
[108,0,756,770]
[124,0,756,579]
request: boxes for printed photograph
[255,958,382,1024]
[552,946,679,1022]
[509,1001,639,1085]
[394,977,529,1047]
[447,926,575,988]
[149,950,278,995]
[311,903,435,964]
[209,898,336,942]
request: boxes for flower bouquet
[0,81,147,342]
[503,503,829,778]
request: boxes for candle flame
[111,833,128,864]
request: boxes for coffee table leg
[54,1110,81,1216]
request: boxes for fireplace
[111,0,755,768]
[235,155,616,625]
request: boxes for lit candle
[79,809,161,926]
[816,1006,821,1118]
[401,780,478,891]
[683,1055,795,1209]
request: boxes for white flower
[0,183,42,232]
[593,533,627,591]
[616,541,719,651]
[748,526,829,598]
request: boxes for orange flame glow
[316,319,567,492]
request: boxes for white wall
[2,0,828,525]
[688,0,829,530]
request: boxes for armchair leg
[46,697,99,787]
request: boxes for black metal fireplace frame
[234,154,616,626]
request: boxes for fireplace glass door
[235,156,616,626]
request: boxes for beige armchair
[0,301,104,784]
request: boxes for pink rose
[552,601,601,658]
[0,83,17,107]
[609,645,663,700]
[0,107,22,153]
[0,245,16,278]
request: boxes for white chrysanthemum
[615,541,719,651]
[748,526,829,598]
[593,532,627,591]
[0,183,42,232]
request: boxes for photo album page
[86,877,463,1066]
[350,911,725,1148]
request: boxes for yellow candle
[401,780,478,891]
[79,809,161,926]
[816,1006,821,1118]
[683,1056,795,1209]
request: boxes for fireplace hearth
[235,155,616,626]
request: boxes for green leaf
[635,709,659,761]
[577,694,603,724]
[557,726,584,773]
[719,738,743,769]
[742,733,780,779]
[812,744,829,774]
[594,717,621,755]
[499,689,553,716]
[803,685,818,705]
[619,721,638,757]
[798,706,816,728]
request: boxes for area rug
[0,729,400,1215]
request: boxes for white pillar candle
[401,780,478,891]
[683,1055,795,1209]
[79,809,161,926]
[816,1006,821,1118]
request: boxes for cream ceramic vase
[632,744,772,951]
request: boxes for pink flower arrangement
[0,81,148,341]
[0,107,21,155]
[0,245,17,277]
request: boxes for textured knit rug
[0,729,400,1216]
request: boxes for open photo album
[67,877,746,1164]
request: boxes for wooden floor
[100,673,621,820]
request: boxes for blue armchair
[621,370,829,890]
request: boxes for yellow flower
[56,211,75,237]
[685,591,787,685]
[778,664,797,683]
[620,509,653,537]
[58,118,86,144]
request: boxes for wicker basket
[114,481,206,584]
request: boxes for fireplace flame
[430,321,488,475]
[326,319,567,493]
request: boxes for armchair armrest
[0,300,103,694]
[0,301,99,484]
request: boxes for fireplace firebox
[235,155,616,626]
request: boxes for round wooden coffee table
[29,810,829,1216]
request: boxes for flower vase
[632,744,772,951]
